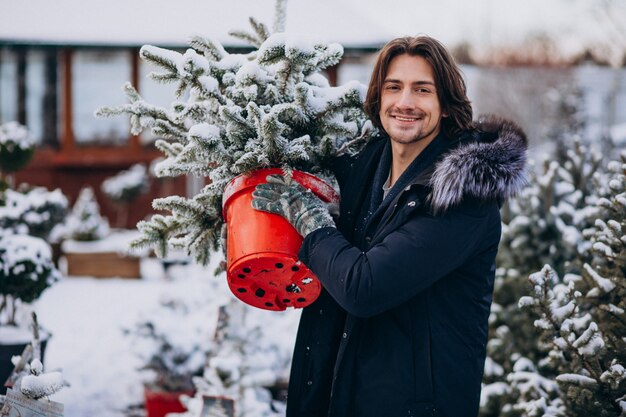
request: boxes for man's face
[379,54,445,146]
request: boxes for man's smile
[390,114,423,122]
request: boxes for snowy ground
[32,256,300,417]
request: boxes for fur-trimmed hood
[428,115,528,214]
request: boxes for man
[252,36,527,417]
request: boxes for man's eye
[385,85,399,90]
[416,88,431,93]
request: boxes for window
[0,46,17,124]
[72,49,130,145]
[0,47,51,144]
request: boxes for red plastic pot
[222,168,339,311]
[144,387,194,417]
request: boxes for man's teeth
[394,116,419,121]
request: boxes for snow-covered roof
[2,0,626,65]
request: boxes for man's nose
[396,89,415,109]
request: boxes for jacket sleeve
[298,203,500,318]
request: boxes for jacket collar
[427,115,528,214]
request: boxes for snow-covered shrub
[181,300,298,417]
[481,83,625,416]
[0,234,60,326]
[0,186,69,242]
[0,121,38,175]
[124,289,218,392]
[101,163,150,205]
[66,186,110,241]
[518,260,625,416]
[97,16,371,265]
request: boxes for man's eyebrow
[383,79,436,86]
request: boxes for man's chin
[389,132,425,144]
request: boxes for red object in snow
[144,388,194,417]
[222,168,339,311]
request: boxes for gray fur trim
[429,115,528,214]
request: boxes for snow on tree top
[0,122,38,151]
[101,164,149,202]
[1,234,52,277]
[189,123,221,140]
[236,61,269,84]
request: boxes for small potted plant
[65,186,110,242]
[0,232,61,386]
[97,12,371,310]
[180,299,298,417]
[61,185,146,279]
[124,293,219,417]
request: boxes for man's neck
[389,135,437,187]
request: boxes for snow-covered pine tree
[481,84,612,416]
[528,153,626,415]
[518,230,625,417]
[181,300,293,417]
[66,186,110,241]
[482,142,606,414]
[96,2,370,265]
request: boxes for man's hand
[251,174,336,237]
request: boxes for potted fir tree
[65,186,110,242]
[97,11,371,310]
[60,185,146,279]
[124,290,220,417]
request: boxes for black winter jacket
[287,116,527,417]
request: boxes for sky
[1,0,625,65]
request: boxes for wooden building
[1,1,623,227]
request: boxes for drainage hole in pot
[297,297,306,302]
[286,284,301,293]
[243,267,252,273]
[265,302,274,307]
[237,288,247,293]
[275,263,284,268]
[255,288,266,297]
[291,265,300,271]
[238,274,246,278]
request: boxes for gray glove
[251,174,336,237]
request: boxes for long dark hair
[364,36,473,138]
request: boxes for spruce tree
[481,84,613,416]
[97,5,370,265]
[66,186,110,241]
[514,155,626,416]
